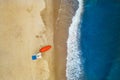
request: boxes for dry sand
[0,0,55,80]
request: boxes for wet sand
[54,0,78,80]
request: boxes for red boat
[39,45,51,53]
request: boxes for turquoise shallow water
[79,0,120,80]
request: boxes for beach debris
[32,45,52,60]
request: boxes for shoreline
[54,0,78,80]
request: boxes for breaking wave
[66,0,83,80]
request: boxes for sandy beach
[0,0,78,80]
[0,0,55,80]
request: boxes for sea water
[67,0,120,80]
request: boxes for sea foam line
[66,0,83,80]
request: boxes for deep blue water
[79,1,120,80]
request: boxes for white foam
[66,0,83,80]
